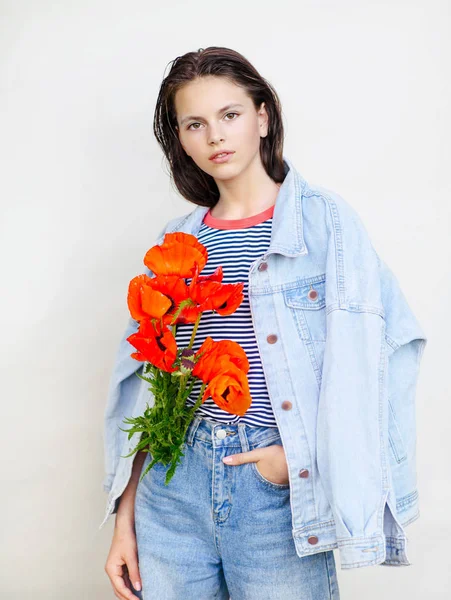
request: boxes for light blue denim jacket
[99,156,427,570]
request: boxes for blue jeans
[133,415,341,599]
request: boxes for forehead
[174,77,251,119]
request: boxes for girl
[103,46,426,599]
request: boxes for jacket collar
[169,155,309,258]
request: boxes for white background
[1,0,448,598]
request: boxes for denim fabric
[132,416,340,600]
[100,155,428,570]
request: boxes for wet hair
[153,46,285,208]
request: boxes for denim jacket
[99,156,427,570]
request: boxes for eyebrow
[180,103,245,126]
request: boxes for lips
[209,151,234,160]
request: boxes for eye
[187,112,239,131]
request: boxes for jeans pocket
[249,432,290,490]
[251,461,291,489]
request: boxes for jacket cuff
[338,533,411,569]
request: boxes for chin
[214,167,241,181]
[204,161,238,178]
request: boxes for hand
[222,443,289,486]
[104,521,142,600]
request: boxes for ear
[258,102,269,138]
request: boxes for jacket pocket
[283,275,327,342]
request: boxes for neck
[210,154,282,219]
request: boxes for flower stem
[188,312,202,349]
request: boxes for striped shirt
[174,203,278,427]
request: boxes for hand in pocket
[223,443,289,485]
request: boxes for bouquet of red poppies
[119,232,252,485]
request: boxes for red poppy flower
[143,232,208,278]
[126,318,178,372]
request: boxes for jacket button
[299,469,309,478]
[307,289,318,301]
[281,400,292,410]
[258,261,268,271]
[267,334,278,343]
[308,536,319,545]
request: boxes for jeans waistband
[185,414,282,451]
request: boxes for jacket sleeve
[377,254,427,467]
[102,316,145,496]
[316,193,427,569]
[102,220,173,507]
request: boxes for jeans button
[216,429,227,439]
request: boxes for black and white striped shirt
[175,203,278,427]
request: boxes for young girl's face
[174,75,268,181]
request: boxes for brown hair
[153,46,286,208]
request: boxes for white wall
[1,1,448,598]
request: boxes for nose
[207,125,225,146]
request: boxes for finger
[110,573,131,600]
[124,564,142,594]
[109,562,139,600]
[111,574,138,600]
[222,448,264,465]
[127,554,141,591]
